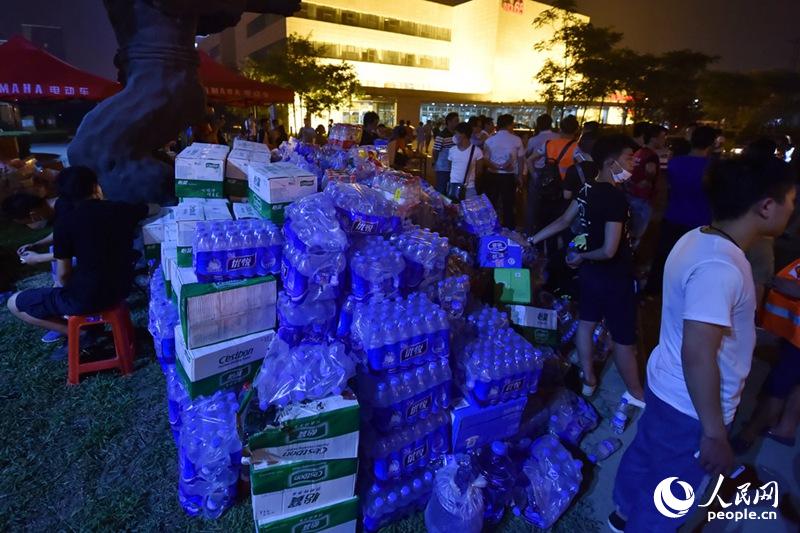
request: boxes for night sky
[574,0,800,71]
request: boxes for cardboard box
[172,202,232,267]
[450,396,527,451]
[234,139,270,153]
[494,268,531,305]
[248,395,359,463]
[478,234,523,268]
[172,267,277,349]
[160,245,177,299]
[175,326,273,398]
[226,148,271,198]
[248,162,316,223]
[233,202,262,220]
[254,496,358,533]
[175,142,229,198]
[141,208,174,262]
[250,459,357,523]
[508,305,559,347]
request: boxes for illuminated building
[200,0,625,127]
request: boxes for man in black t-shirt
[7,166,158,340]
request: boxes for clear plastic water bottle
[425,455,485,533]
[476,441,515,524]
[611,399,629,434]
[588,438,623,463]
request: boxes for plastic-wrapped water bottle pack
[351,294,450,372]
[276,290,338,347]
[325,181,401,235]
[283,193,349,254]
[389,227,449,294]
[357,358,452,433]
[466,306,510,335]
[252,338,356,409]
[148,290,178,369]
[165,363,190,443]
[370,170,422,214]
[424,454,486,533]
[177,391,242,520]
[457,328,543,406]
[362,466,436,532]
[459,194,498,236]
[436,275,470,319]
[349,237,405,301]
[547,388,599,445]
[193,219,282,282]
[361,410,450,482]
[512,434,583,529]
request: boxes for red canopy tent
[198,51,293,106]
[0,35,121,102]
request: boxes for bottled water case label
[403,441,429,469]
[400,339,429,363]
[503,378,525,395]
[227,253,256,272]
[406,394,433,419]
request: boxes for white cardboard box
[172,267,277,349]
[248,162,316,205]
[175,326,274,398]
[234,139,270,153]
[175,142,230,198]
[232,202,262,220]
[253,496,358,533]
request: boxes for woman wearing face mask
[529,134,645,422]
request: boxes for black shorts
[762,339,800,399]
[578,263,637,345]
[14,288,86,320]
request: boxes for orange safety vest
[761,259,800,348]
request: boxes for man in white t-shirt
[448,122,484,200]
[483,113,524,228]
[609,156,797,533]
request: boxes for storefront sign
[501,0,524,14]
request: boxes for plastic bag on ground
[547,388,599,445]
[424,454,486,533]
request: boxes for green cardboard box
[174,142,229,199]
[247,395,359,463]
[494,268,531,305]
[250,459,357,524]
[248,190,289,224]
[175,326,274,399]
[508,304,559,347]
[254,496,358,533]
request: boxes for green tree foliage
[245,34,360,126]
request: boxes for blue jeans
[613,386,709,532]
[627,195,653,243]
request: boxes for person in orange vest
[732,258,800,452]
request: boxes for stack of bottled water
[362,411,450,481]
[466,306,510,335]
[457,328,543,406]
[472,441,515,525]
[362,467,436,532]
[547,389,599,445]
[325,181,401,235]
[252,339,355,409]
[389,227,449,294]
[357,359,452,432]
[177,391,242,519]
[351,294,450,371]
[512,435,583,529]
[282,194,348,303]
[276,290,338,347]
[436,275,470,319]
[459,194,498,236]
[148,274,179,370]
[165,364,190,443]
[194,219,282,283]
[349,237,405,301]
[370,170,422,215]
[424,455,485,533]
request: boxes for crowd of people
[2,103,799,530]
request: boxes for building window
[313,40,448,70]
[295,2,451,41]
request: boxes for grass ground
[0,221,604,532]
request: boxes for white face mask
[611,161,632,183]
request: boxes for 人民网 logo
[654,477,695,518]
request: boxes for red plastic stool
[67,301,136,385]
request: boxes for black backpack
[538,140,576,200]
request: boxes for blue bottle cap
[491,441,507,456]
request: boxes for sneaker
[622,391,646,410]
[607,511,626,533]
[41,330,65,343]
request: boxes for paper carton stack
[141,207,174,262]
[175,142,230,199]
[226,141,271,199]
[245,395,360,533]
[248,162,317,223]
[168,199,233,268]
